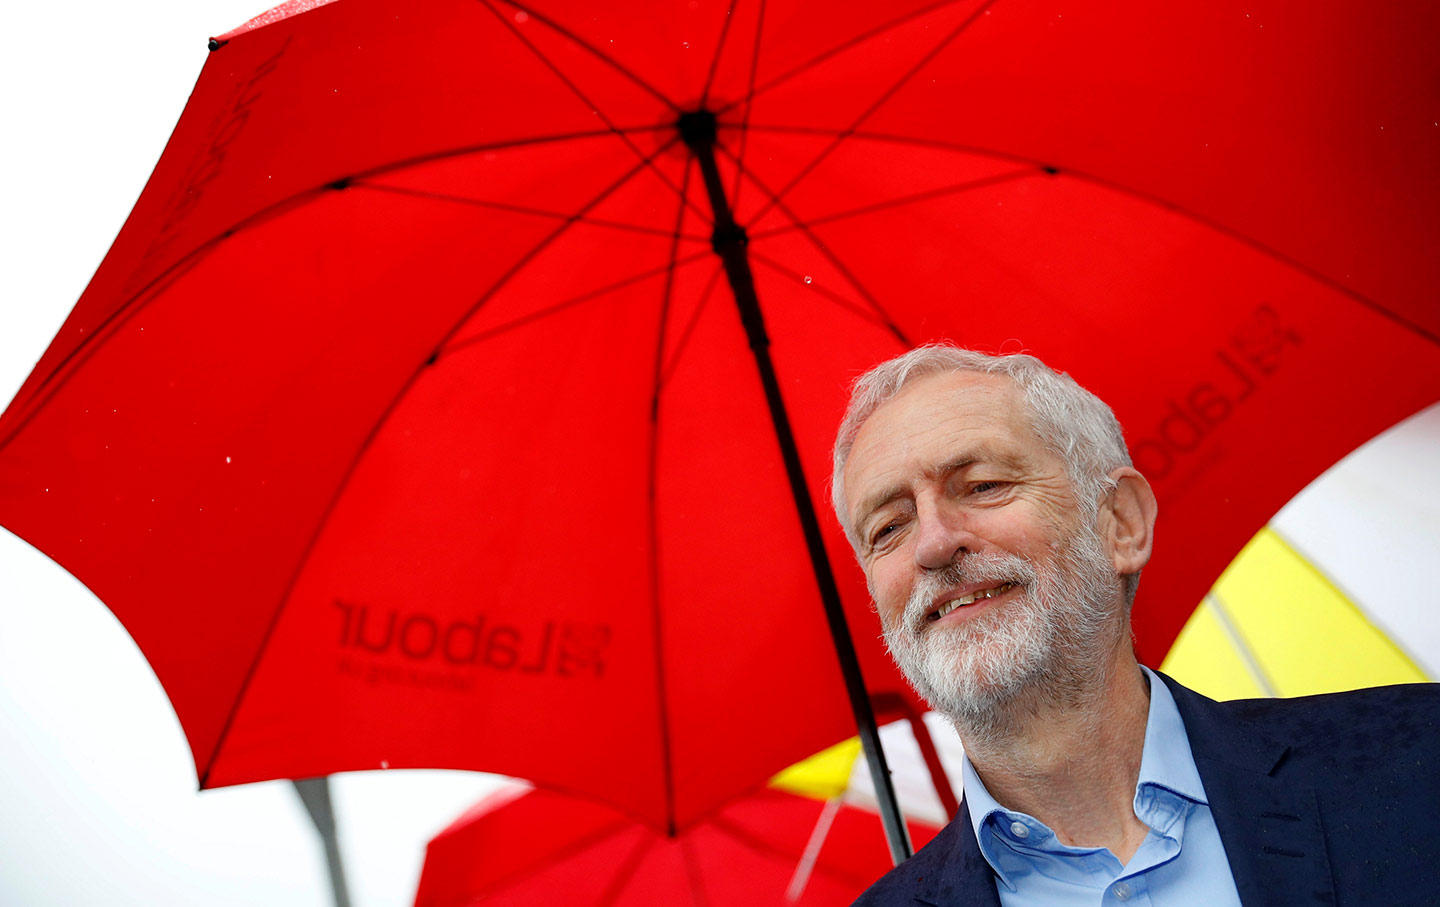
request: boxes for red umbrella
[1,0,1437,849]
[412,785,940,907]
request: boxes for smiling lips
[928,582,1017,621]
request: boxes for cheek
[869,562,912,625]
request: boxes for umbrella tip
[208,38,227,52]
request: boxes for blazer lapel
[913,800,1003,907]
[1162,674,1337,906]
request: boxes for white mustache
[903,552,1038,633]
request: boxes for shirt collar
[1135,665,1209,806]
[960,666,1210,887]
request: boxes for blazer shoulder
[1216,682,1440,740]
[1178,678,1440,784]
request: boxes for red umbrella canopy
[1,0,1437,832]
[412,785,940,907]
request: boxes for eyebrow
[853,455,978,532]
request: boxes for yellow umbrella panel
[1163,403,1438,699]
[1162,528,1428,699]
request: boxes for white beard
[880,520,1118,741]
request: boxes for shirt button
[1009,821,1029,839]
[1114,882,1132,901]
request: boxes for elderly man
[834,345,1440,906]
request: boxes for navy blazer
[853,674,1440,906]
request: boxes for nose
[913,495,978,571]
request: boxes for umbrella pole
[679,111,913,864]
[293,777,353,907]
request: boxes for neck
[956,642,1153,863]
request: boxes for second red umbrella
[413,785,940,907]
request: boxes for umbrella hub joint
[676,109,718,153]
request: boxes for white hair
[830,344,1139,603]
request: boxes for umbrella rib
[0,127,670,454]
[711,0,972,118]
[476,0,712,226]
[728,0,768,212]
[698,0,742,109]
[747,168,1041,239]
[596,833,659,907]
[743,125,1049,168]
[645,153,698,837]
[744,126,1440,346]
[658,263,727,388]
[352,179,710,241]
[713,139,910,346]
[438,250,711,362]
[742,0,1000,227]
[1201,592,1279,697]
[496,0,680,112]
[199,142,682,784]
[347,126,674,184]
[746,250,893,330]
[785,796,844,901]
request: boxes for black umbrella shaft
[679,112,912,864]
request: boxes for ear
[1103,467,1157,577]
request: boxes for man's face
[842,371,1123,721]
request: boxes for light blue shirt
[962,667,1243,906]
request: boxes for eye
[868,518,905,551]
[967,480,1011,498]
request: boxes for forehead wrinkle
[844,371,1038,532]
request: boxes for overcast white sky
[2,3,1437,906]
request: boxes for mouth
[927,582,1017,622]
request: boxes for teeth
[931,583,1014,620]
